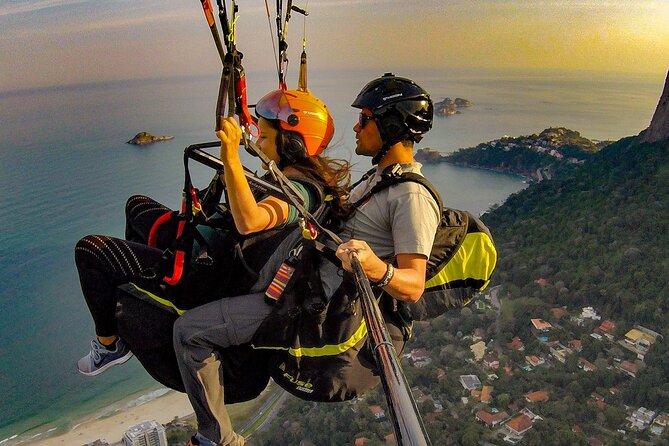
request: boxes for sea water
[0,67,663,443]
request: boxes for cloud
[0,0,89,17]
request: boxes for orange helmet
[255,89,335,159]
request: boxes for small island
[435,97,472,117]
[416,127,612,181]
[127,132,174,145]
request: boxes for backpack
[350,166,498,321]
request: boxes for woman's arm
[217,117,290,235]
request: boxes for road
[239,386,287,441]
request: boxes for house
[650,413,669,436]
[595,320,616,341]
[507,336,525,351]
[628,407,656,431]
[409,348,430,362]
[535,278,548,286]
[525,390,549,403]
[531,319,552,331]
[369,405,386,420]
[578,358,597,372]
[580,307,601,321]
[568,340,583,352]
[470,340,486,361]
[460,374,482,390]
[525,355,545,367]
[483,354,500,369]
[505,414,533,436]
[409,348,432,368]
[624,327,659,356]
[384,433,397,446]
[355,437,370,446]
[476,410,509,428]
[616,360,638,378]
[549,344,572,364]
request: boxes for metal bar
[350,255,431,446]
[184,142,302,203]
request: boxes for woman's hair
[269,120,351,219]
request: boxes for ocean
[0,67,663,444]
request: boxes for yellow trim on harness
[252,318,369,358]
[128,282,187,316]
[425,232,497,291]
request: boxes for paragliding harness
[115,140,334,395]
[349,165,498,322]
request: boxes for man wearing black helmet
[335,73,440,303]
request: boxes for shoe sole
[77,351,134,377]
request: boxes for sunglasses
[358,113,375,129]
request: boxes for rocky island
[127,132,174,145]
[416,127,612,181]
[435,97,472,117]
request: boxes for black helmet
[352,73,433,145]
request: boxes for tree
[459,423,482,446]
[603,405,626,429]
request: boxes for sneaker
[187,434,217,446]
[77,338,133,376]
[188,433,244,446]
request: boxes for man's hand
[336,239,388,283]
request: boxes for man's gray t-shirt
[340,162,441,261]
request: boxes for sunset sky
[1,0,668,92]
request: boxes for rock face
[641,70,669,143]
[435,97,472,117]
[127,132,174,145]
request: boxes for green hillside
[483,136,669,330]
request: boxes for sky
[1,0,668,92]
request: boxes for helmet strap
[371,143,392,166]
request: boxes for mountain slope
[483,136,669,330]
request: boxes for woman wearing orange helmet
[169,90,349,446]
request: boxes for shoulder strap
[350,167,444,211]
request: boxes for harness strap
[148,211,174,248]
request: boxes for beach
[29,391,193,446]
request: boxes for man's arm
[336,240,427,302]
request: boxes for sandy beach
[29,391,194,446]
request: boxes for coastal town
[415,127,609,181]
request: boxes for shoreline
[17,390,193,446]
